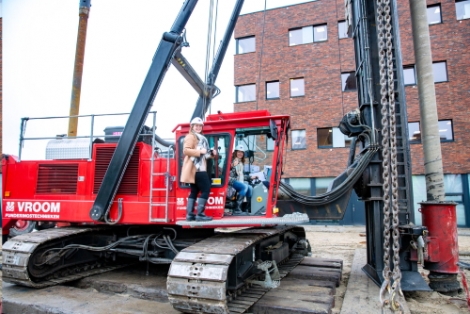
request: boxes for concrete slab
[2,264,178,314]
[2,282,179,314]
[74,264,170,302]
[340,248,410,314]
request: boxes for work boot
[232,195,248,216]
[195,198,213,221]
[186,198,196,221]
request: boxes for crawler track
[2,227,128,288]
[167,226,309,314]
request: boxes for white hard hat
[235,145,245,153]
[190,117,204,125]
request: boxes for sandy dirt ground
[304,225,470,314]
[2,226,470,313]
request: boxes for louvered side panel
[93,147,115,194]
[93,146,140,195]
[36,164,79,194]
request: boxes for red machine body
[2,110,292,231]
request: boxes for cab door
[175,134,231,220]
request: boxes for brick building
[233,0,470,225]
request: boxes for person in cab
[228,145,257,215]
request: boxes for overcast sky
[3,0,311,159]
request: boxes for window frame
[407,120,454,143]
[287,178,311,196]
[313,24,328,42]
[338,20,350,39]
[290,78,305,97]
[317,127,351,148]
[427,4,442,25]
[292,129,307,150]
[341,72,357,92]
[288,24,328,46]
[266,136,275,151]
[403,66,417,86]
[432,61,448,83]
[289,27,312,46]
[235,84,256,103]
[236,36,256,54]
[408,122,421,144]
[266,81,280,100]
[438,119,454,142]
[456,0,470,20]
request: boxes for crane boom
[90,0,199,221]
[90,0,245,221]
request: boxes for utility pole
[409,0,459,295]
[68,0,91,137]
[409,0,444,201]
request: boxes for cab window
[178,134,230,187]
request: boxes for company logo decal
[6,202,15,212]
[177,197,224,211]
[206,197,223,205]
[3,201,61,220]
[18,202,61,213]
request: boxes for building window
[266,137,275,151]
[443,174,465,225]
[403,66,416,85]
[289,24,327,46]
[438,120,454,141]
[404,63,447,84]
[413,174,466,226]
[341,72,357,91]
[408,120,453,142]
[427,4,442,24]
[236,84,256,102]
[236,36,255,54]
[290,78,305,97]
[288,178,311,196]
[316,177,334,195]
[338,21,350,39]
[266,81,280,99]
[433,61,448,82]
[456,0,470,20]
[313,24,328,42]
[289,27,311,46]
[408,122,421,143]
[292,129,306,150]
[317,127,351,148]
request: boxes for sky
[2,0,312,159]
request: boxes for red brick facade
[234,0,470,178]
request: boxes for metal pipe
[68,0,91,137]
[409,0,445,201]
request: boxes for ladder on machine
[149,140,175,223]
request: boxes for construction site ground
[1,225,470,314]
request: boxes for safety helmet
[190,117,204,126]
[235,145,245,153]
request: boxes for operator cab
[174,110,293,225]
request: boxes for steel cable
[279,148,377,206]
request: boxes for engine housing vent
[36,164,79,194]
[93,146,140,195]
